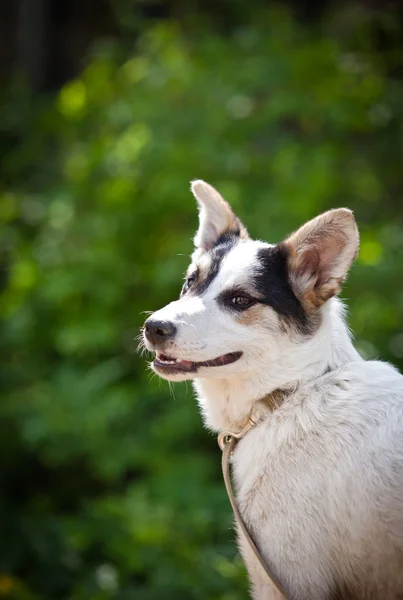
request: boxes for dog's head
[143,181,359,382]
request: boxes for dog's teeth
[156,355,178,365]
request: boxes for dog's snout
[144,319,177,346]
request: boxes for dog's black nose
[144,319,177,345]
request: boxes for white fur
[232,350,403,600]
[144,183,403,599]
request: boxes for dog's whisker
[135,336,151,357]
[168,380,177,400]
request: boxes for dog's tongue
[175,359,194,368]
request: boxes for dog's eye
[218,291,256,311]
[231,296,253,308]
[182,274,197,294]
[186,275,196,288]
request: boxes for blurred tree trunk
[0,0,401,91]
[18,0,49,91]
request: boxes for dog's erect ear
[191,180,248,252]
[284,208,359,308]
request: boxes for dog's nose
[144,319,177,346]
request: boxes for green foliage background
[1,5,403,599]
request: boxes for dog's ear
[191,180,248,252]
[284,208,359,308]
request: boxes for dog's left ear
[191,180,248,252]
[284,208,359,308]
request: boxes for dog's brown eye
[182,274,197,294]
[232,296,253,307]
[218,291,257,311]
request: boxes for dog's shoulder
[306,358,403,444]
[325,358,403,413]
[350,358,403,387]
[336,357,403,385]
[235,358,403,495]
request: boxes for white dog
[143,180,403,599]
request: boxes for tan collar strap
[217,416,257,451]
[217,388,287,450]
[217,391,290,599]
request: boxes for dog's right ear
[191,180,248,252]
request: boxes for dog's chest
[232,411,343,531]
[230,398,380,596]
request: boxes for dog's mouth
[153,351,243,374]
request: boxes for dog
[142,180,403,600]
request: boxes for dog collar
[217,388,287,451]
[217,415,257,451]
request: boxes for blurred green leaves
[1,5,403,599]
[58,81,88,121]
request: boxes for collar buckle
[217,416,257,451]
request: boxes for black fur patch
[185,231,239,297]
[254,244,310,334]
[182,236,311,335]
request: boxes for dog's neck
[194,298,363,432]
